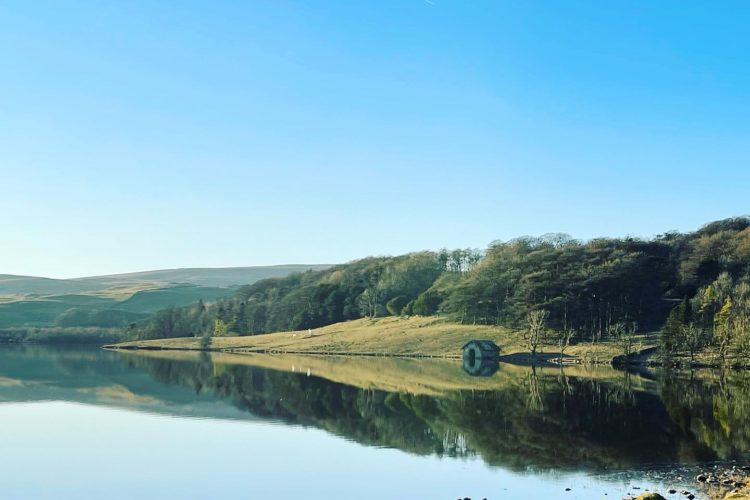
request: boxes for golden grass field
[111,315,656,364]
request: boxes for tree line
[130,217,750,357]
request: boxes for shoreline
[104,316,655,366]
[104,316,750,370]
[105,345,463,359]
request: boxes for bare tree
[525,367,544,412]
[526,310,549,357]
[558,328,575,358]
[610,322,638,358]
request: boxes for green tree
[715,297,733,364]
[661,298,691,357]
[680,323,705,362]
[213,319,229,337]
[386,296,409,316]
[411,291,442,316]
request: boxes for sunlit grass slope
[112,316,655,363]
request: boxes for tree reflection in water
[1,345,747,473]
[121,352,750,471]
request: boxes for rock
[668,490,677,494]
[565,487,571,491]
[634,494,667,500]
[697,474,708,482]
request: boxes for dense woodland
[131,217,750,359]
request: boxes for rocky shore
[623,465,750,500]
[454,465,750,500]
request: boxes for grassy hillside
[0,299,79,328]
[1,265,328,295]
[115,285,232,314]
[0,265,327,339]
[0,274,99,295]
[75,264,330,288]
[0,285,232,329]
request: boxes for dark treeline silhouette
[131,217,750,350]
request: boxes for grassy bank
[109,316,655,363]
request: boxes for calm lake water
[0,346,748,499]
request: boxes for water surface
[0,345,747,499]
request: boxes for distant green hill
[0,265,329,334]
[0,275,100,295]
[115,285,232,314]
[75,265,331,288]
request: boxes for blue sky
[2,1,749,278]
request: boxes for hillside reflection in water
[2,346,749,471]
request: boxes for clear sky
[2,1,749,278]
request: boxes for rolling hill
[0,265,328,331]
[74,265,331,288]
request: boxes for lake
[0,345,748,499]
